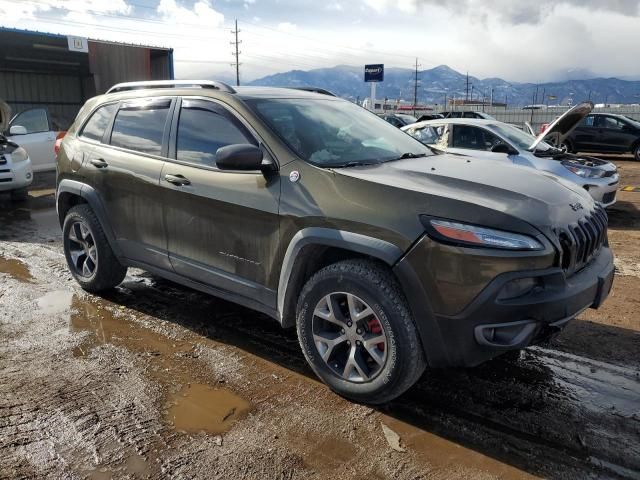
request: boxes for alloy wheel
[67,220,98,278]
[312,292,388,383]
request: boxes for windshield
[245,98,432,167]
[489,122,554,152]
[623,116,640,128]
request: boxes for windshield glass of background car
[246,98,432,166]
[490,123,553,151]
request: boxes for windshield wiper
[333,161,377,168]
[396,152,429,160]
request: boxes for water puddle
[36,290,74,315]
[0,255,34,282]
[166,383,251,434]
[381,416,536,480]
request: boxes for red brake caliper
[367,318,384,351]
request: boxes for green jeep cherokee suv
[56,81,614,403]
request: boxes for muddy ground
[1,161,639,480]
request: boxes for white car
[402,102,619,207]
[5,106,59,172]
[1,100,33,200]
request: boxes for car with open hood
[560,112,640,160]
[0,100,33,201]
[56,82,614,404]
[402,102,619,207]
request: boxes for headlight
[562,161,605,179]
[424,218,543,250]
[11,147,29,163]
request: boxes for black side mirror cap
[491,143,517,155]
[216,144,264,171]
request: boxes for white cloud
[157,0,224,27]
[277,21,297,32]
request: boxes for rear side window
[176,100,254,166]
[110,100,170,155]
[80,104,116,141]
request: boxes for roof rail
[290,87,336,97]
[106,80,236,94]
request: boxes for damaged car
[0,100,33,201]
[402,102,619,207]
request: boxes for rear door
[7,108,56,171]
[160,97,281,308]
[83,97,173,270]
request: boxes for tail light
[54,131,67,157]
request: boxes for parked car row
[402,102,621,207]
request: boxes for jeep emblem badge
[289,170,300,183]
[570,202,584,211]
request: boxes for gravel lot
[1,160,639,479]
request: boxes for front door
[447,124,514,163]
[83,97,173,270]
[594,115,634,153]
[7,108,56,171]
[160,98,281,308]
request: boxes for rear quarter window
[80,104,117,142]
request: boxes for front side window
[11,108,49,134]
[176,100,254,166]
[579,115,595,128]
[246,98,432,167]
[110,100,170,155]
[410,124,445,145]
[451,125,502,151]
[81,104,117,142]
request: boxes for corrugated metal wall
[88,41,151,94]
[0,71,85,129]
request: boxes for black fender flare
[56,179,122,258]
[276,227,448,367]
[277,228,403,322]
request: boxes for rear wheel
[559,139,574,154]
[10,187,28,202]
[296,259,426,404]
[63,204,127,292]
[634,143,640,161]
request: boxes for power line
[231,19,242,87]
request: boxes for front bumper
[583,177,619,207]
[0,157,33,192]
[394,244,614,368]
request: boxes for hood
[336,154,594,232]
[529,101,593,152]
[0,99,10,133]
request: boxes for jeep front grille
[555,205,608,276]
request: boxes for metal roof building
[0,28,174,129]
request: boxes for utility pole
[466,72,469,102]
[231,19,242,86]
[413,58,421,111]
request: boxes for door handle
[90,158,108,169]
[164,174,191,186]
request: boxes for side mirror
[9,125,27,135]
[491,143,515,155]
[216,144,264,171]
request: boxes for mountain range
[247,65,640,107]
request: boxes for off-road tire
[63,204,127,292]
[296,259,426,404]
[10,187,29,202]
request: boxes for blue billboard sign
[364,64,384,83]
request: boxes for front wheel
[559,139,574,154]
[634,144,640,162]
[296,260,426,404]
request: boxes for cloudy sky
[2,0,640,83]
